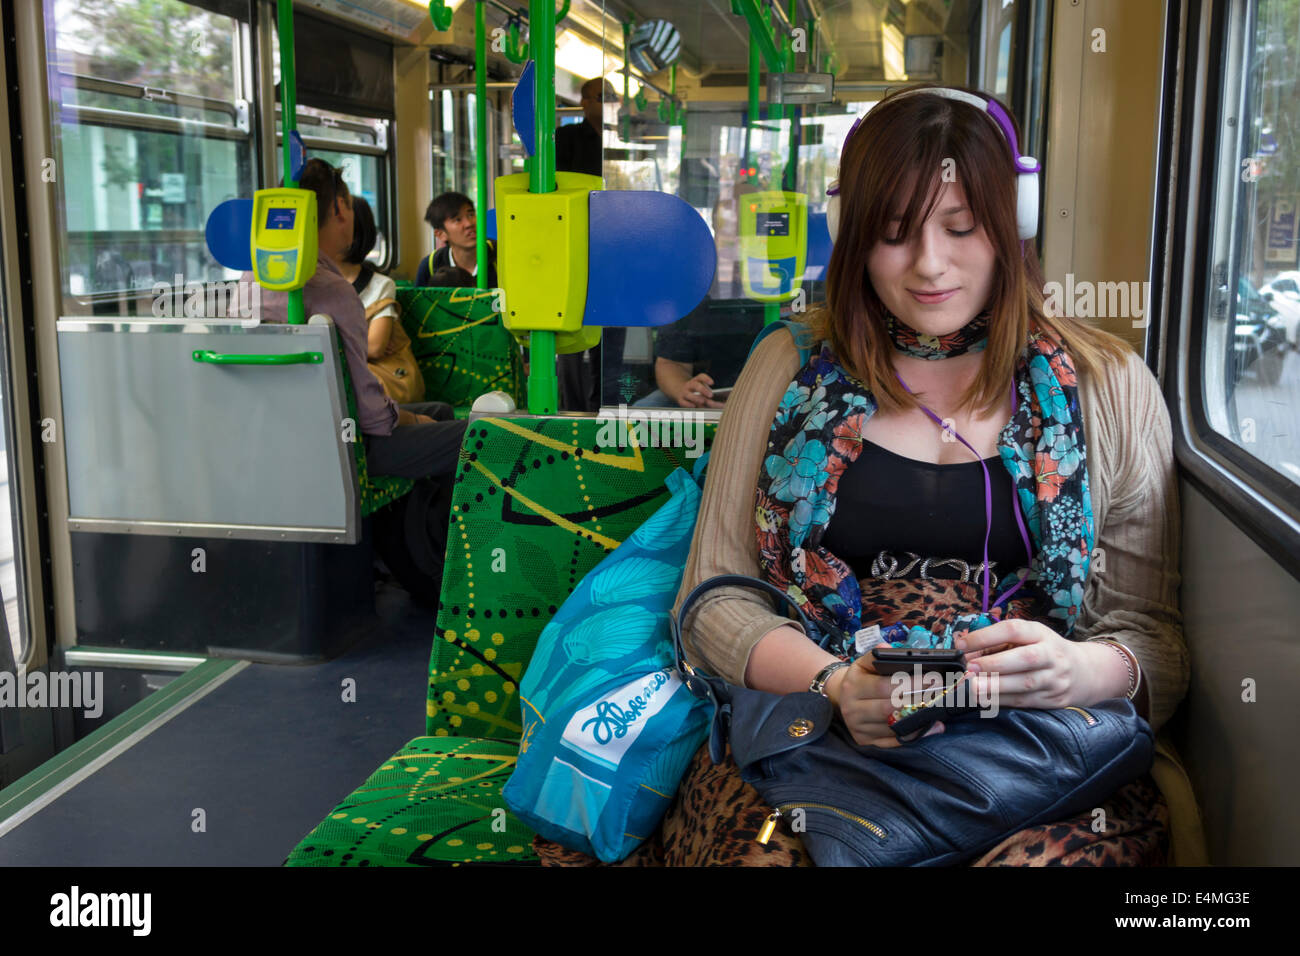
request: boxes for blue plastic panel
[584,191,717,328]
[512,60,536,157]
[289,131,307,182]
[805,210,832,279]
[206,198,254,271]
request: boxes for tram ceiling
[418,0,973,94]
[576,0,970,85]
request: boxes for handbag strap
[670,574,842,691]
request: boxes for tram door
[0,17,54,791]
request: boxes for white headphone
[825,88,1040,242]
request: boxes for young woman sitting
[337,196,425,405]
[536,84,1187,867]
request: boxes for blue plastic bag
[503,459,712,862]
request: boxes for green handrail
[475,0,489,292]
[621,19,632,141]
[192,350,324,366]
[499,1,572,64]
[526,0,558,415]
[276,0,305,326]
[429,0,455,31]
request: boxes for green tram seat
[286,415,718,866]
[354,285,524,515]
[394,284,526,415]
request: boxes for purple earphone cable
[893,374,1034,613]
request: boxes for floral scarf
[754,316,1094,652]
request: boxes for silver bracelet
[1094,639,1141,700]
[809,660,850,696]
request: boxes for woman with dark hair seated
[337,196,425,405]
[537,85,1188,867]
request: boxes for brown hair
[807,84,1131,415]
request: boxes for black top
[555,120,602,176]
[819,438,1028,582]
[415,242,498,288]
[654,299,767,390]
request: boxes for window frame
[48,5,257,306]
[1166,0,1300,583]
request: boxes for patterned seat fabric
[286,736,536,867]
[394,285,526,412]
[341,286,524,516]
[334,336,415,517]
[286,415,717,866]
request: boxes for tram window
[310,149,388,268]
[0,247,28,668]
[433,90,483,205]
[47,0,253,305]
[1201,0,1300,489]
[282,106,392,269]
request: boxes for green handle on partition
[192,350,324,366]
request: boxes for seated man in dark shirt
[635,298,767,408]
[416,191,498,288]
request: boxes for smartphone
[709,387,733,401]
[870,645,967,677]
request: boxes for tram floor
[0,580,436,866]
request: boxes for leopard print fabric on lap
[535,742,1167,867]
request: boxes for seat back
[394,285,525,412]
[57,315,366,542]
[426,414,717,741]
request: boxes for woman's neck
[890,350,985,398]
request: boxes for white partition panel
[57,317,359,543]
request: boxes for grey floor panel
[0,583,437,866]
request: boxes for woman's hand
[826,657,946,749]
[956,619,1124,709]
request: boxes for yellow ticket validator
[739,191,808,303]
[250,188,317,291]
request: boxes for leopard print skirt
[535,740,1169,867]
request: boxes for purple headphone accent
[893,373,1034,614]
[825,88,1039,196]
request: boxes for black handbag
[671,575,1155,867]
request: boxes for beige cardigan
[673,326,1190,734]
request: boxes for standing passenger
[556,77,621,412]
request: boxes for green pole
[763,9,783,326]
[783,0,799,194]
[622,19,632,143]
[475,0,489,292]
[526,0,557,414]
[277,0,304,325]
[745,33,759,166]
